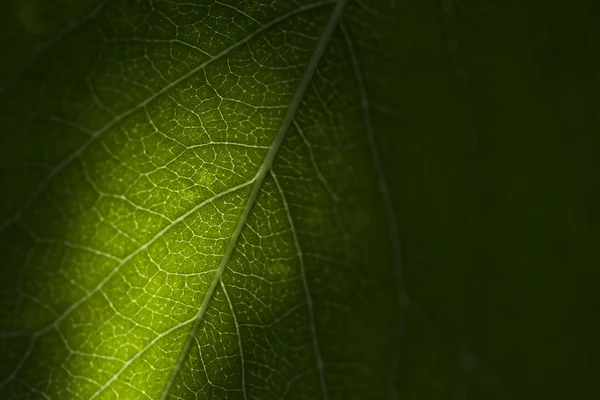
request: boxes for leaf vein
[159,1,348,396]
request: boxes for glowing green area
[0,1,397,398]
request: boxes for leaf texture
[0,1,402,398]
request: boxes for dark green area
[370,1,600,398]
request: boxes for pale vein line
[293,120,339,202]
[0,0,336,236]
[271,170,328,400]
[215,0,262,26]
[159,1,348,397]
[33,239,122,262]
[14,378,51,400]
[87,315,199,400]
[220,280,247,400]
[0,179,254,391]
[0,339,36,393]
[340,21,410,400]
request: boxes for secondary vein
[340,21,410,400]
[271,170,329,400]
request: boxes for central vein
[159,0,348,397]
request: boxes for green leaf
[1,0,598,399]
[0,1,399,398]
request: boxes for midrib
[159,0,348,397]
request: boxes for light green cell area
[20,324,193,400]
[0,184,252,397]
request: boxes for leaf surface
[0,1,401,398]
